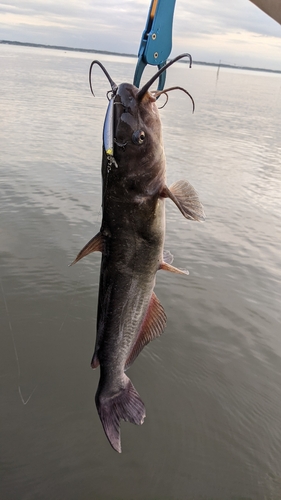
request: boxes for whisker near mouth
[151,86,195,113]
[89,60,118,97]
[136,53,192,102]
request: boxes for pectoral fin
[162,180,205,221]
[69,232,103,266]
[160,262,189,275]
[163,249,174,265]
[125,292,166,370]
[161,249,188,274]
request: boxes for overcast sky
[0,0,281,70]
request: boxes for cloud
[176,0,281,36]
[0,0,280,69]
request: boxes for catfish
[71,54,205,453]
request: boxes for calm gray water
[1,44,281,500]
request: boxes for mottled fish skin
[72,73,205,453]
[94,85,166,453]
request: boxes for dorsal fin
[162,180,205,221]
[125,292,166,370]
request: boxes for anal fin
[163,180,205,221]
[70,231,103,266]
[125,292,166,370]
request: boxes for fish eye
[132,130,146,145]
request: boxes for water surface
[1,44,281,500]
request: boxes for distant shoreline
[1,39,280,75]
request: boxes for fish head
[113,83,163,159]
[93,54,194,190]
[91,55,193,169]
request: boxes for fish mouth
[136,53,192,102]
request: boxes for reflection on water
[1,44,281,500]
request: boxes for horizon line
[1,39,281,75]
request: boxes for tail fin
[95,375,146,453]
